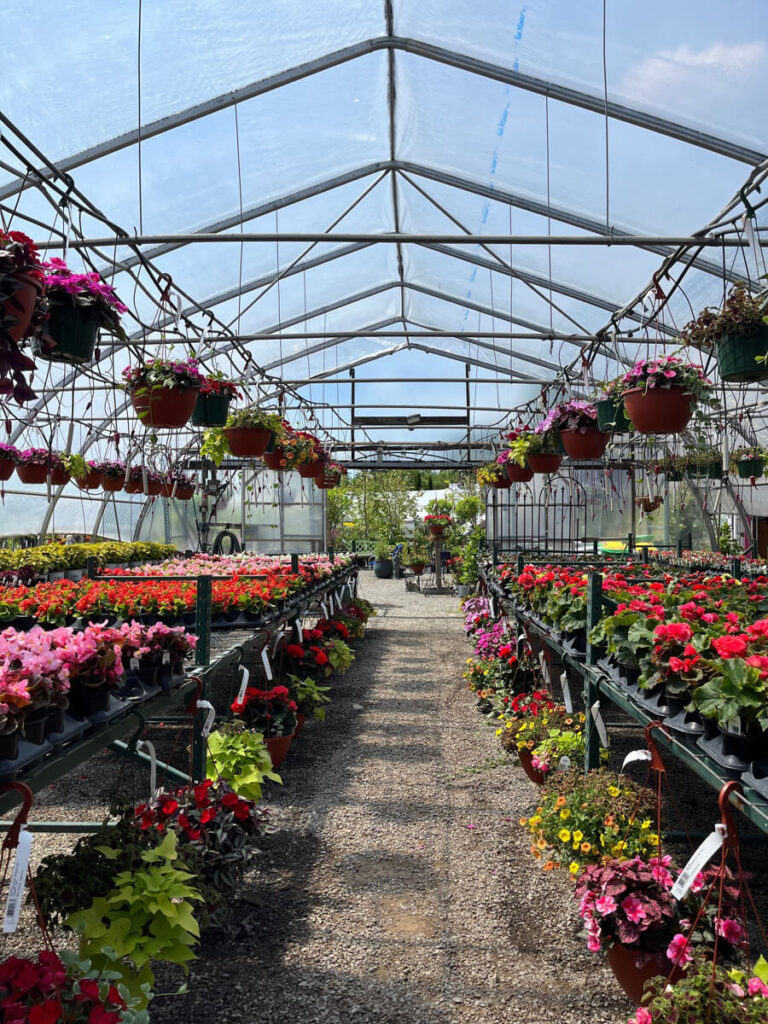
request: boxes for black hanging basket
[715,325,768,383]
[191,393,232,427]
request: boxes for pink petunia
[666,933,693,965]
[621,895,648,924]
[595,894,617,916]
[716,917,744,944]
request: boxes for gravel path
[148,573,630,1024]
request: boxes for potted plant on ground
[123,356,204,428]
[681,282,768,383]
[206,720,282,801]
[730,445,768,481]
[526,424,563,474]
[543,399,608,460]
[191,372,241,427]
[373,538,394,578]
[32,257,127,364]
[619,354,714,434]
[595,378,632,433]
[231,683,298,769]
[0,229,44,405]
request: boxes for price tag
[671,825,727,900]
[560,672,573,714]
[621,749,652,772]
[3,830,33,933]
[538,650,551,687]
[557,755,571,772]
[129,657,140,672]
[320,600,329,620]
[137,739,158,796]
[294,618,304,642]
[335,590,343,611]
[162,651,171,665]
[590,701,610,748]
[489,596,498,619]
[236,665,250,704]
[196,699,216,738]
[261,647,273,682]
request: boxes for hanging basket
[316,472,341,489]
[605,943,679,1005]
[130,385,198,428]
[16,463,49,485]
[595,397,631,433]
[224,426,273,458]
[102,476,124,493]
[735,458,764,480]
[49,466,70,486]
[262,448,285,470]
[191,393,232,427]
[173,482,195,500]
[75,468,104,491]
[526,453,563,474]
[296,461,321,479]
[145,478,163,496]
[429,523,446,536]
[621,386,694,434]
[490,475,513,489]
[34,304,100,364]
[0,457,14,482]
[124,475,144,494]
[265,731,295,770]
[707,462,723,479]
[517,747,548,785]
[506,463,534,483]
[715,325,768,383]
[559,428,608,460]
[2,272,43,342]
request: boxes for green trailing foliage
[206,721,282,802]
[287,674,332,720]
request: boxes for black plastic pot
[595,397,631,433]
[374,558,393,579]
[45,705,67,736]
[69,685,111,719]
[720,724,768,763]
[191,393,232,427]
[0,731,19,761]
[23,707,48,745]
[34,303,100,365]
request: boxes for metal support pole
[86,556,96,579]
[627,532,634,554]
[291,552,299,573]
[686,531,693,551]
[584,572,603,772]
[328,546,335,562]
[593,539,598,557]
[677,535,683,557]
[731,557,743,579]
[434,535,443,589]
[516,552,524,574]
[195,576,212,668]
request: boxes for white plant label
[3,830,32,933]
[162,651,171,665]
[557,755,571,772]
[137,739,158,797]
[236,665,250,704]
[335,590,343,611]
[489,596,497,618]
[590,701,610,748]
[621,749,652,772]
[130,657,140,671]
[196,699,216,738]
[560,671,573,714]
[538,650,551,687]
[294,618,304,641]
[320,601,329,619]
[671,825,727,900]
[261,647,273,682]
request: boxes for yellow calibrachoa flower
[558,828,571,843]
[608,786,620,798]
[641,820,651,830]
[572,830,584,843]
[559,808,571,820]
[569,861,580,875]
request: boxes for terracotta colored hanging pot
[491,475,513,489]
[130,385,198,428]
[16,463,48,485]
[102,476,124,493]
[2,272,43,342]
[559,428,608,460]
[262,449,284,470]
[527,453,563,474]
[49,466,70,487]
[75,468,104,491]
[265,731,295,770]
[605,943,680,1005]
[224,426,273,458]
[621,387,694,435]
[145,478,163,496]
[506,462,534,483]
[518,747,548,785]
[296,462,320,478]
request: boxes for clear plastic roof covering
[1,0,767,537]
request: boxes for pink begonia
[595,894,617,916]
[621,895,648,924]
[748,976,768,997]
[666,933,693,965]
[715,917,744,944]
[628,1008,653,1024]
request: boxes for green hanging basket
[707,462,723,479]
[735,458,764,479]
[34,304,100,364]
[191,393,232,427]
[715,325,768,383]
[596,398,631,433]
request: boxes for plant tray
[664,707,705,740]
[45,712,89,753]
[71,694,130,734]
[695,732,749,779]
[0,736,53,786]
[631,687,671,717]
[741,761,768,803]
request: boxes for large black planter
[374,558,393,579]
[191,393,232,427]
[715,325,768,383]
[34,303,100,364]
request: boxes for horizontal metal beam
[398,162,743,282]
[407,341,546,381]
[352,415,469,426]
[35,232,767,248]
[140,329,605,340]
[2,37,758,209]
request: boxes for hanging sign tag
[557,755,571,772]
[538,650,551,687]
[671,824,727,900]
[3,830,33,933]
[236,665,250,704]
[560,672,573,714]
[335,590,343,611]
[137,739,158,797]
[489,595,498,619]
[162,651,171,665]
[294,618,304,642]
[590,700,610,748]
[320,600,329,620]
[196,699,216,737]
[129,657,140,672]
[621,749,652,772]
[260,647,273,682]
